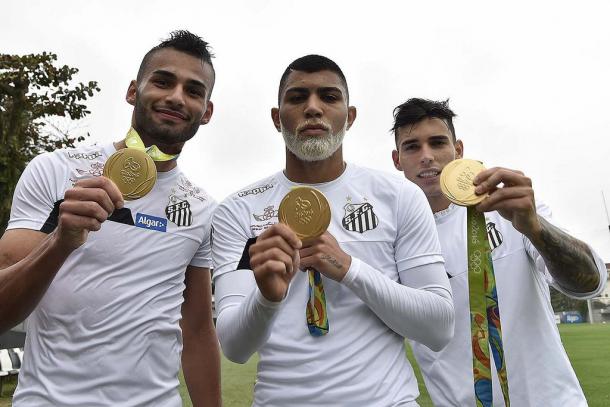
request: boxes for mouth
[154,107,188,122]
[297,122,330,136]
[417,169,441,179]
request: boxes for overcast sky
[3,0,610,261]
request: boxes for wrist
[48,230,79,255]
[525,215,544,246]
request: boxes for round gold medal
[103,148,157,200]
[440,158,488,206]
[278,187,331,240]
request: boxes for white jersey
[212,164,447,406]
[411,203,607,407]
[7,143,216,406]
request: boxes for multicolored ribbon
[467,206,510,407]
[125,127,179,162]
[306,269,329,336]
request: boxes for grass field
[2,324,608,406]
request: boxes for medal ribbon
[125,128,179,162]
[467,206,509,407]
[306,268,329,336]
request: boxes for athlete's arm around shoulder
[0,155,123,334]
[474,167,605,297]
[180,265,221,407]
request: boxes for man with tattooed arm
[391,98,607,407]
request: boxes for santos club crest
[342,202,378,233]
[166,198,193,227]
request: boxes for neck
[284,148,345,184]
[113,140,177,172]
[429,195,452,213]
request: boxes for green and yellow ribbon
[125,127,179,162]
[467,206,509,407]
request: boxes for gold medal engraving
[279,187,331,240]
[440,158,488,206]
[103,148,157,200]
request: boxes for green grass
[558,324,610,407]
[2,324,609,406]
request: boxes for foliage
[0,52,99,233]
[550,286,589,319]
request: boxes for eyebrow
[400,134,450,146]
[284,86,344,95]
[151,69,207,90]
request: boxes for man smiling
[391,98,607,406]
[0,31,221,406]
[212,56,454,406]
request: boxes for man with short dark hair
[391,97,607,406]
[0,30,221,406]
[212,56,455,406]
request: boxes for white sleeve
[342,258,454,351]
[213,270,283,363]
[189,198,218,268]
[211,199,282,363]
[8,152,65,232]
[340,182,454,351]
[395,182,446,270]
[525,200,608,299]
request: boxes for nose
[304,95,323,118]
[420,144,434,165]
[165,85,186,107]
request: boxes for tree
[550,286,588,320]
[0,52,100,233]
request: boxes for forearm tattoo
[321,254,344,270]
[535,217,600,293]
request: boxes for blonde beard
[282,122,347,162]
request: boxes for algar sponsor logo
[135,213,167,232]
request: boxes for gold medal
[278,187,331,240]
[103,148,157,200]
[440,158,488,206]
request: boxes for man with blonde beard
[211,55,455,406]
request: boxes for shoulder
[213,173,280,223]
[221,173,280,207]
[348,164,422,196]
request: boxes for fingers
[251,234,300,258]
[59,200,110,223]
[249,224,302,279]
[476,186,534,212]
[298,232,351,281]
[258,223,302,250]
[474,167,531,195]
[58,211,103,233]
[55,176,125,250]
[250,247,296,275]
[73,176,124,210]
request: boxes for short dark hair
[391,98,457,143]
[137,30,215,93]
[277,55,349,105]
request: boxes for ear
[200,100,214,125]
[271,107,281,132]
[126,80,137,106]
[391,149,402,171]
[455,139,464,159]
[346,106,357,130]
